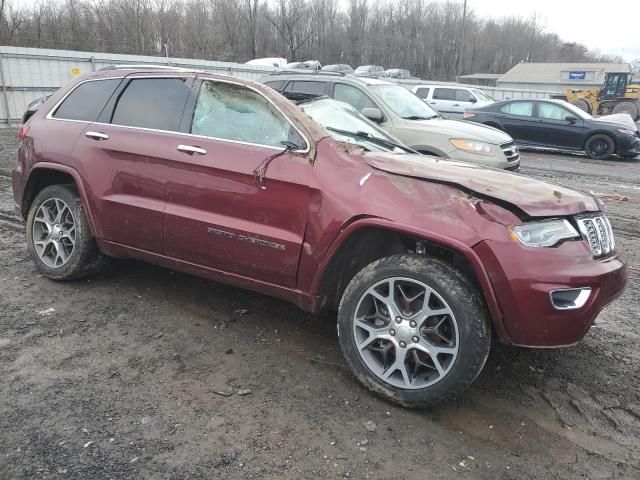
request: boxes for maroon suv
[13,68,627,407]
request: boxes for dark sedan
[464,99,640,160]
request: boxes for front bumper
[474,239,627,347]
[618,133,640,158]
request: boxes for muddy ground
[1,129,639,480]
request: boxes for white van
[409,84,494,118]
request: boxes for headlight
[449,139,493,155]
[509,219,579,247]
[618,128,637,136]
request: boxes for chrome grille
[500,142,519,162]
[576,215,615,257]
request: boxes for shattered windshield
[301,98,405,152]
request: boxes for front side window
[415,87,431,99]
[191,80,292,148]
[334,84,377,111]
[53,79,121,121]
[454,89,475,102]
[538,103,571,120]
[500,101,534,117]
[111,78,191,131]
[433,88,455,101]
[369,84,439,119]
[264,80,285,91]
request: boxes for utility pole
[456,0,467,82]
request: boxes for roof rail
[270,70,346,77]
[98,64,191,72]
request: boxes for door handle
[453,104,460,107]
[85,131,109,141]
[429,102,437,105]
[177,145,207,155]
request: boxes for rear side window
[500,101,534,117]
[191,80,293,148]
[52,79,121,121]
[284,81,326,95]
[415,87,430,99]
[111,78,191,131]
[264,80,285,91]
[433,88,455,101]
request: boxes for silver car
[260,73,520,170]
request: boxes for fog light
[549,288,592,310]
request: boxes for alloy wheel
[352,277,459,389]
[32,198,76,268]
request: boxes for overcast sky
[463,0,639,61]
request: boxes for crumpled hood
[594,113,638,131]
[364,152,600,217]
[403,116,512,144]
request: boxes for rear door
[162,77,314,287]
[430,88,459,117]
[496,101,540,144]
[72,74,193,252]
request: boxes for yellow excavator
[565,72,640,121]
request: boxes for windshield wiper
[402,114,438,120]
[326,127,413,153]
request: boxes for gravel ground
[1,128,639,480]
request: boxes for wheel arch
[584,131,617,153]
[22,163,97,236]
[311,219,507,340]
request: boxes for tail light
[18,124,29,141]
[463,111,476,119]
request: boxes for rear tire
[585,134,615,160]
[26,184,106,280]
[571,99,591,114]
[337,254,491,408]
[611,101,639,121]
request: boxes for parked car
[354,65,385,78]
[14,67,626,407]
[22,94,53,124]
[284,60,322,71]
[245,57,287,70]
[260,72,520,170]
[323,64,354,74]
[385,68,411,79]
[464,99,640,160]
[408,84,494,118]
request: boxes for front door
[533,102,586,149]
[163,78,313,287]
[72,75,193,252]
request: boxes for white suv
[409,84,494,118]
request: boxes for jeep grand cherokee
[13,67,627,407]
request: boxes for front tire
[585,134,615,160]
[26,184,105,280]
[337,254,491,408]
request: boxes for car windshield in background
[369,84,439,120]
[301,98,406,152]
[472,89,493,102]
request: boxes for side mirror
[361,107,383,123]
[469,97,477,103]
[565,115,578,123]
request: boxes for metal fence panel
[0,46,275,124]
